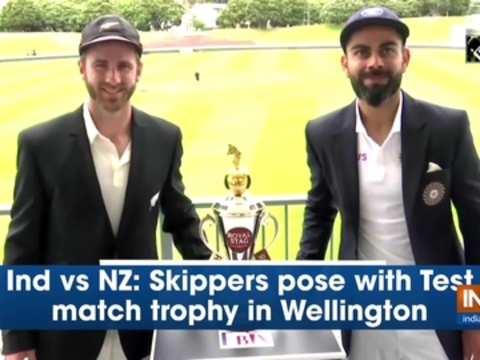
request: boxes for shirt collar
[83,100,101,145]
[355,93,403,134]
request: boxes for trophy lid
[213,144,265,217]
[224,144,251,198]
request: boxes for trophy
[199,145,279,260]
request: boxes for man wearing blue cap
[297,6,480,360]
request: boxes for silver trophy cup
[200,195,279,260]
[199,144,279,260]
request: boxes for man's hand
[463,330,480,360]
[209,252,225,260]
[5,349,37,360]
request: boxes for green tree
[448,0,469,15]
[80,0,119,25]
[36,0,80,31]
[468,0,480,14]
[319,0,365,25]
[217,0,252,28]
[0,0,44,31]
[118,0,151,30]
[0,0,470,32]
[276,0,309,27]
[306,0,329,24]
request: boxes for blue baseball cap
[340,6,410,51]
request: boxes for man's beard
[349,69,402,107]
[85,82,136,113]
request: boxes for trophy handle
[199,214,217,251]
[261,213,279,250]
[246,175,251,189]
[224,175,230,190]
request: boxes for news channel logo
[456,285,480,324]
[218,330,275,349]
[466,28,480,63]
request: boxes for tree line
[0,0,185,31]
[0,0,477,31]
[217,0,473,28]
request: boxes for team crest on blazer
[422,182,446,206]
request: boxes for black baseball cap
[79,14,143,55]
[340,6,410,52]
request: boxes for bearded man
[297,6,480,360]
[2,14,216,360]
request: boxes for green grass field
[0,17,478,262]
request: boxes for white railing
[0,194,324,261]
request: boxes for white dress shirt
[348,95,448,360]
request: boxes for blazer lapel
[401,92,428,221]
[116,107,146,240]
[68,106,113,237]
[332,102,359,239]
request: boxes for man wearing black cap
[297,6,480,360]
[2,14,221,360]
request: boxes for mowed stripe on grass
[0,48,478,261]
